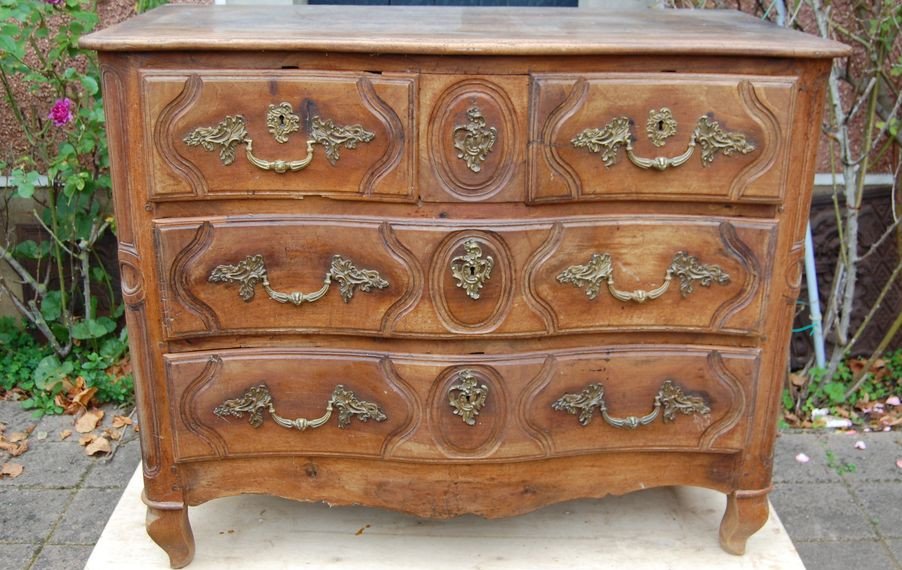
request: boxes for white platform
[86,466,804,569]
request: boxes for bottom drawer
[166,346,759,463]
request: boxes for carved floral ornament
[183,101,375,174]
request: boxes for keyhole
[278,115,286,126]
[469,266,476,276]
[657,120,665,132]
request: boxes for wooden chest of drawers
[82,6,847,567]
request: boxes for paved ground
[0,400,900,569]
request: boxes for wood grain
[80,6,849,59]
[87,8,844,564]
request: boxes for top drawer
[142,70,416,202]
[529,73,798,204]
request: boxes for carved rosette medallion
[449,240,494,300]
[452,106,497,173]
[447,369,489,426]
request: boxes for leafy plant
[0,317,133,417]
[0,0,120,359]
[825,449,857,475]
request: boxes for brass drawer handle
[183,103,375,174]
[571,114,754,171]
[552,380,710,429]
[214,384,387,431]
[209,254,389,306]
[556,251,729,303]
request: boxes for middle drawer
[154,215,775,339]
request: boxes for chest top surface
[80,5,847,59]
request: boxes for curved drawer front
[166,352,406,462]
[166,346,757,463]
[155,215,775,339]
[529,73,797,204]
[142,70,415,201]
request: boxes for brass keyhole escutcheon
[449,240,494,300]
[645,108,678,147]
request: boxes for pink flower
[44,0,64,5]
[48,98,74,127]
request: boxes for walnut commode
[81,6,848,567]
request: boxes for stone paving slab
[793,540,899,570]
[822,432,902,482]
[0,441,93,488]
[770,482,879,542]
[30,545,94,570]
[83,435,141,489]
[848,483,902,538]
[772,432,843,483]
[50,488,128,545]
[887,538,902,562]
[0,544,39,569]
[0,488,73,543]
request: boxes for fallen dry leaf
[103,427,122,441]
[111,415,133,429]
[78,434,96,446]
[789,373,807,387]
[0,463,24,479]
[887,396,901,406]
[0,440,28,457]
[7,432,28,443]
[85,436,111,456]
[795,453,811,464]
[59,430,72,441]
[75,409,104,434]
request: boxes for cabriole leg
[145,502,195,568]
[718,489,770,555]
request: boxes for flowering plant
[0,0,122,414]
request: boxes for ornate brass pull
[214,384,387,431]
[556,251,729,303]
[448,369,489,426]
[552,380,710,429]
[183,102,375,174]
[571,114,754,171]
[453,106,497,173]
[450,240,494,300]
[209,254,388,306]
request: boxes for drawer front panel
[142,70,415,201]
[155,215,775,339]
[529,73,797,204]
[167,352,408,461]
[167,346,756,463]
